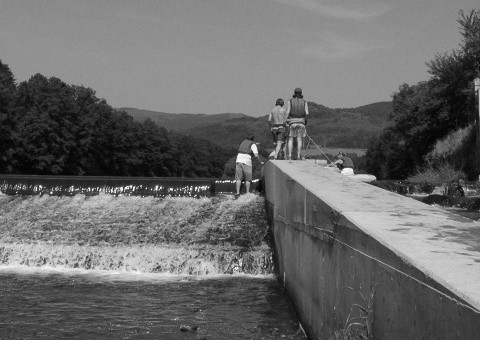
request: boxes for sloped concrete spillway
[0,176,271,275]
[264,160,480,340]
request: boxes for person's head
[337,151,346,158]
[247,134,255,141]
[275,98,284,107]
[293,87,303,99]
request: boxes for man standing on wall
[235,135,264,199]
[286,87,309,160]
[268,98,288,160]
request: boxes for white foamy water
[0,193,272,274]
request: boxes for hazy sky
[0,0,477,117]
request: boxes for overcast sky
[0,0,477,117]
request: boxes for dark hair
[275,98,284,106]
[247,135,255,141]
[293,88,303,99]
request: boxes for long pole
[475,77,480,180]
[475,77,480,126]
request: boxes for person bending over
[235,135,264,198]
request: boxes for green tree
[12,74,77,174]
[0,60,16,173]
[366,9,480,179]
[1,68,236,177]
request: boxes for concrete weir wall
[264,161,480,340]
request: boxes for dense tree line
[365,10,480,180]
[0,62,233,177]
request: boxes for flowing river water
[0,192,307,339]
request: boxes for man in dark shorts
[268,98,288,159]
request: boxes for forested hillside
[0,62,233,177]
[124,102,392,151]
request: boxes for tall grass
[329,285,376,340]
[407,163,466,183]
[424,125,472,165]
[407,126,472,182]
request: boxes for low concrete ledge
[264,160,480,340]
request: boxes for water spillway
[0,177,308,339]
[264,160,480,340]
[0,192,272,275]
[0,175,270,275]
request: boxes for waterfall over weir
[0,177,310,339]
[0,176,272,276]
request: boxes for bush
[424,125,472,165]
[407,163,466,183]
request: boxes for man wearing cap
[286,88,309,160]
[235,135,264,198]
[329,152,355,175]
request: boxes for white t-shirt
[236,143,258,167]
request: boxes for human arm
[304,101,309,125]
[251,144,265,165]
[328,159,342,167]
[285,101,291,125]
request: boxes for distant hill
[120,108,248,132]
[342,101,392,125]
[118,101,392,153]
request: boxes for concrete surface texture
[264,160,480,340]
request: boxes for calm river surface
[0,267,306,339]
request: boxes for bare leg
[287,137,294,160]
[297,136,303,159]
[274,142,283,159]
[236,180,242,195]
[246,181,251,193]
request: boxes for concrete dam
[264,160,480,339]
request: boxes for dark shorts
[235,162,252,182]
[271,127,286,145]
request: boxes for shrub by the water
[407,126,473,183]
[407,163,466,183]
[424,125,472,164]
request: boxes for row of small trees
[0,63,233,177]
[364,10,480,180]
